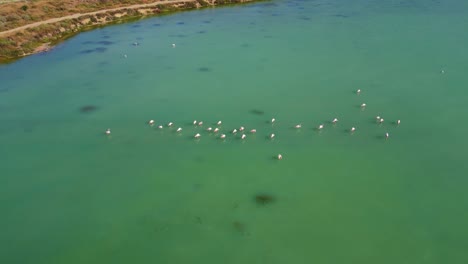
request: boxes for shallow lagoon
[1,0,468,263]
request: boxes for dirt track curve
[0,0,196,37]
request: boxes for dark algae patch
[96,40,114,46]
[249,109,265,115]
[79,49,95,54]
[193,156,205,163]
[95,47,107,53]
[254,193,275,205]
[79,47,107,54]
[198,67,211,72]
[232,221,249,235]
[79,105,98,113]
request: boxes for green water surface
[1,0,468,263]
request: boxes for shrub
[22,14,32,21]
[0,38,13,47]
[6,14,21,22]
[21,41,37,52]
[21,5,28,11]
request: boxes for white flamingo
[376,116,381,120]
[172,43,176,48]
[361,103,366,108]
[167,122,173,127]
[207,127,213,132]
[250,129,257,133]
[385,132,389,139]
[295,124,302,129]
[232,129,238,134]
[198,121,203,126]
[217,121,222,126]
[105,128,111,135]
[220,134,226,139]
[239,126,245,132]
[193,120,197,125]
[241,134,246,140]
[194,133,201,139]
[158,125,163,129]
[350,127,356,133]
[357,89,361,95]
[270,133,275,139]
[317,124,324,130]
[379,118,384,124]
[213,128,220,133]
[271,118,276,123]
[332,118,338,124]
[176,127,182,132]
[148,120,155,126]
[277,154,283,160]
[397,120,401,125]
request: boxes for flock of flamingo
[104,89,400,160]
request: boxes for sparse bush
[22,14,32,21]
[6,14,21,22]
[0,38,15,48]
[21,41,37,52]
[60,21,71,27]
[21,5,28,12]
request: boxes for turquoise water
[2,0,468,263]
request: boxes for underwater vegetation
[79,105,98,113]
[254,193,275,205]
[249,109,265,115]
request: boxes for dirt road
[0,0,196,37]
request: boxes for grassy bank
[0,0,189,32]
[0,0,261,63]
